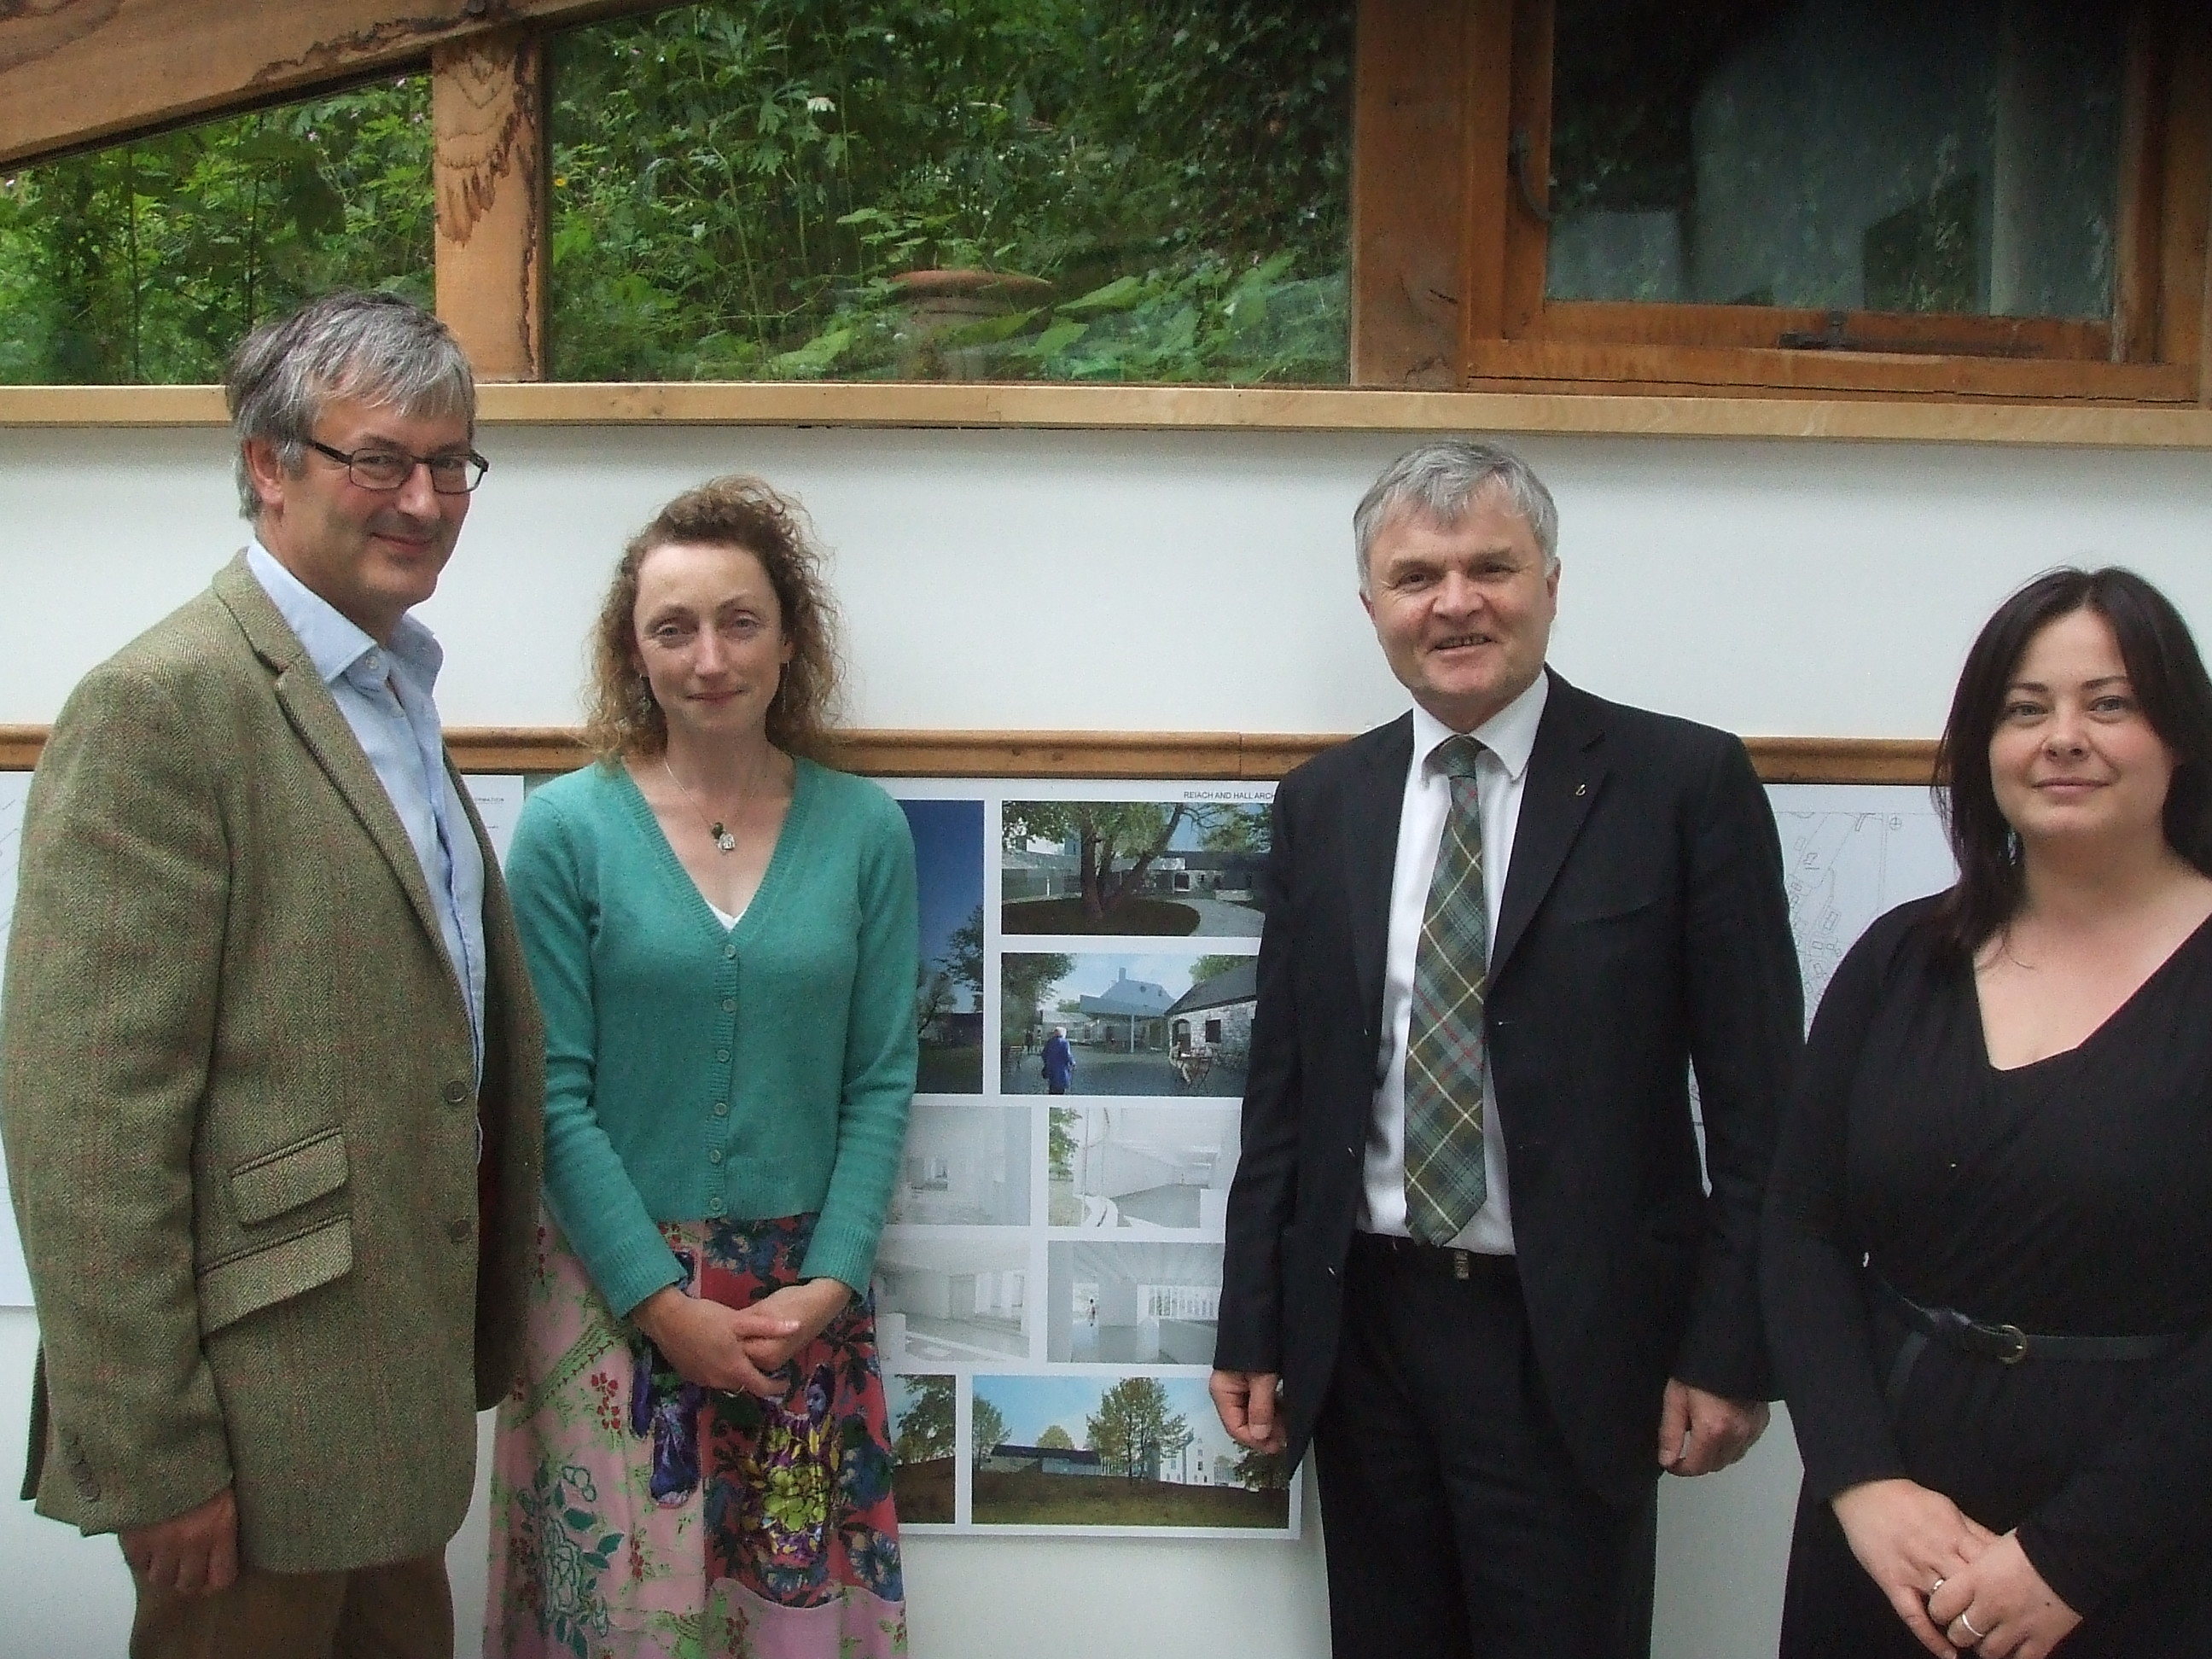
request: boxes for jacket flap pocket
[198,1217,352,1336]
[228,1130,348,1226]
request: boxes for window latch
[1779,311,1854,350]
[1508,129,1552,224]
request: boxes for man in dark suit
[1211,439,1801,1659]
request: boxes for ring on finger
[1928,1576,1946,1600]
[1958,1610,1988,1639]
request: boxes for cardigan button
[713,1102,729,1116]
[723,944,736,960]
[722,998,736,1012]
[707,1149,724,1165]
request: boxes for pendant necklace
[663,756,738,853]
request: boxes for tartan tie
[1405,734,1490,1244]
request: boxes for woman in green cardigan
[484,476,918,1658]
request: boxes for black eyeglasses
[306,439,490,495]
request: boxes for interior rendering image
[1045,1240,1222,1365]
[891,1103,1033,1227]
[873,1233,1037,1365]
[1050,1103,1237,1231]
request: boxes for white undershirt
[1359,671,1550,1253]
[706,899,746,930]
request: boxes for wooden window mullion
[2114,7,2170,364]
[2156,12,2212,400]
[432,28,549,382]
[1496,0,1551,341]
[1350,0,1515,387]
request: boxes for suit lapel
[212,555,454,966]
[1343,714,1413,1028]
[1492,672,1606,977]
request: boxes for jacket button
[443,1080,471,1105]
[75,1479,99,1501]
[447,1217,471,1243]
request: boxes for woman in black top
[1763,568,2212,1659]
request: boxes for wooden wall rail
[0,725,1939,784]
[3,381,2211,449]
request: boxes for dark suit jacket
[2,556,545,1571]
[1215,671,1802,1505]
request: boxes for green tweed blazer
[1,555,544,1573]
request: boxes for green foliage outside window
[0,82,433,385]
[0,1,1348,387]
[547,0,1352,382]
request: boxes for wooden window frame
[1352,0,2212,405]
[1,0,2208,416]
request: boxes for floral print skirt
[485,1214,906,1658]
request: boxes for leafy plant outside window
[0,81,432,386]
[546,0,1353,383]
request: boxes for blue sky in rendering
[899,797,984,971]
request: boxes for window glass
[1544,0,2123,318]
[547,1,1352,382]
[0,80,432,384]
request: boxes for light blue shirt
[247,541,486,1074]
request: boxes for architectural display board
[882,778,1289,1538]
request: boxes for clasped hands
[1832,1478,2081,1658]
[632,1276,852,1399]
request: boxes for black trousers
[1313,1233,1656,1659]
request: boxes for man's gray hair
[225,290,475,521]
[1353,439,1559,592]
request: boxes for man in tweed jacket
[1,292,544,1657]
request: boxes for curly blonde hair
[583,476,845,761]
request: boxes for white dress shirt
[1359,671,1550,1253]
[247,540,487,1073]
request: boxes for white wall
[3,419,2209,1658]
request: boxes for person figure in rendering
[1210,439,1802,1659]
[1043,1025,1076,1095]
[0,290,544,1659]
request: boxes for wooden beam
[1350,0,1489,387]
[434,28,546,381]
[0,725,1940,785]
[0,0,663,170]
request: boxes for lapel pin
[1574,783,1587,797]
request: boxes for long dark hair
[1930,567,2212,961]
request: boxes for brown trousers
[129,1551,452,1659]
